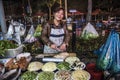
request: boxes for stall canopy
[74,10,84,15]
[92,9,101,15]
[68,10,84,16]
[92,9,110,16]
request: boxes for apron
[44,27,65,53]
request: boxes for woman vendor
[41,7,70,53]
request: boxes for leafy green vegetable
[0,40,17,56]
[19,71,37,80]
[23,41,43,54]
[34,24,42,37]
[36,71,54,80]
[57,62,70,70]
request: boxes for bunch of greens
[67,35,107,53]
[23,41,43,54]
[0,40,17,56]
[19,71,37,80]
[36,71,54,80]
[81,31,99,40]
[57,62,70,70]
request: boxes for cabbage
[27,61,43,71]
[42,62,57,71]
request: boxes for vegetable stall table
[0,52,91,80]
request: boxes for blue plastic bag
[111,31,120,73]
[94,30,116,70]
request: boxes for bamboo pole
[65,0,68,20]
[60,0,62,7]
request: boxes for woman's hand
[50,44,58,49]
[59,43,66,51]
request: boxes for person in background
[96,20,103,28]
[66,17,72,24]
[41,7,70,53]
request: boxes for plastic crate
[5,45,24,58]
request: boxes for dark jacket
[41,20,70,46]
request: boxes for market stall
[0,22,104,80]
[0,51,92,80]
[0,16,120,80]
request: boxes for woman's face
[54,9,64,21]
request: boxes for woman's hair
[53,7,64,13]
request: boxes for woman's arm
[41,23,53,46]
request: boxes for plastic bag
[34,24,42,37]
[95,30,116,70]
[14,24,26,36]
[95,30,120,73]
[25,25,37,43]
[13,33,21,45]
[111,31,120,73]
[5,24,14,40]
[14,22,26,44]
[94,30,120,73]
[81,22,99,40]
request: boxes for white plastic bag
[81,22,99,40]
[12,21,25,45]
[25,25,37,43]
[15,25,26,36]
[14,21,26,36]
[5,24,14,40]
[13,33,21,45]
[19,24,26,36]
